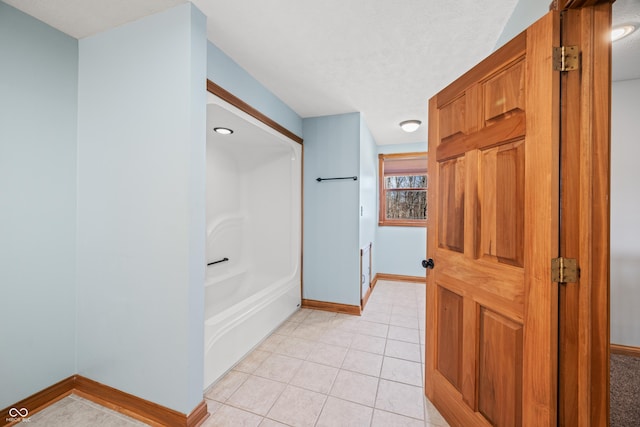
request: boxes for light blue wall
[376,142,428,278]
[359,117,378,275]
[494,0,549,49]
[0,2,78,408]
[611,79,640,347]
[76,3,206,414]
[207,43,303,138]
[303,113,361,306]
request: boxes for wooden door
[425,4,612,426]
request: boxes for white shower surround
[203,95,301,389]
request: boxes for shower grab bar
[316,176,358,182]
[207,257,229,266]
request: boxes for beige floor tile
[307,342,349,367]
[316,397,373,427]
[201,404,262,427]
[274,336,316,359]
[375,379,424,420]
[331,316,361,332]
[362,301,393,314]
[235,350,272,374]
[355,320,389,338]
[259,419,289,427]
[206,370,250,402]
[360,309,391,324]
[290,360,339,394]
[205,399,223,416]
[275,321,299,336]
[267,385,326,427]
[380,357,423,387]
[29,397,145,426]
[389,313,420,329]
[317,329,356,347]
[258,334,287,352]
[304,310,338,324]
[385,339,421,362]
[425,397,450,426]
[226,376,286,416]
[329,370,379,407]
[350,334,386,355]
[254,353,303,383]
[290,323,327,340]
[288,308,313,322]
[371,409,424,427]
[341,349,383,377]
[388,325,420,344]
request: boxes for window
[378,152,428,227]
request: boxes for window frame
[378,152,428,227]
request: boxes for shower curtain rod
[316,176,358,182]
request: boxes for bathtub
[204,99,301,389]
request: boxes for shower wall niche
[204,100,301,389]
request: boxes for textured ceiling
[192,0,518,145]
[5,0,639,144]
[613,0,640,82]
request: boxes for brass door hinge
[553,46,579,71]
[551,257,579,283]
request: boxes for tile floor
[203,280,449,427]
[16,280,448,427]
[21,394,147,426]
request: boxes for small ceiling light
[611,24,636,42]
[399,120,422,133]
[214,127,233,135]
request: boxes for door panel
[436,286,463,391]
[426,11,560,427]
[478,308,523,426]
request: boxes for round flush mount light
[214,127,234,135]
[611,24,636,42]
[399,120,422,133]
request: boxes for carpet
[611,353,640,426]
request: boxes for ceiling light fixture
[611,24,636,42]
[214,127,234,135]
[399,120,422,133]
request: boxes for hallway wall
[611,78,640,347]
[375,142,428,278]
[0,2,78,409]
[207,43,303,138]
[76,3,207,414]
[303,113,361,306]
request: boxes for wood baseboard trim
[611,343,640,358]
[361,278,378,310]
[374,273,425,284]
[1,376,208,427]
[301,299,361,316]
[1,376,75,426]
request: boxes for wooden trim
[206,79,303,145]
[0,376,208,427]
[301,299,361,316]
[374,273,425,284]
[558,5,611,426]
[1,376,75,426]
[361,277,377,309]
[378,152,428,228]
[610,344,640,358]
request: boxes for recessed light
[399,120,421,133]
[612,24,636,42]
[214,127,233,135]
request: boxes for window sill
[378,220,427,228]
